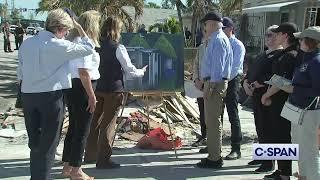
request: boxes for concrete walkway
[0,34,299,180]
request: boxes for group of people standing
[16,7,320,180]
[193,11,320,180]
[2,22,25,52]
[244,23,320,180]
[17,8,147,180]
[192,12,245,168]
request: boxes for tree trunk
[190,10,197,47]
[176,2,184,35]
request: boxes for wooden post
[111,92,129,146]
[161,93,178,158]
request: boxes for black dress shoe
[264,170,290,180]
[248,160,262,166]
[255,164,275,174]
[96,160,121,169]
[199,147,208,153]
[196,158,223,169]
[224,150,241,160]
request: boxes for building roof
[122,6,178,28]
[243,1,299,13]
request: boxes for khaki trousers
[291,109,320,179]
[84,92,123,164]
[203,81,228,161]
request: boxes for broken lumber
[175,94,200,122]
[170,97,201,135]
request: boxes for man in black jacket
[14,23,24,50]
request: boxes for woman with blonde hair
[84,16,147,169]
[17,8,94,180]
[61,10,101,180]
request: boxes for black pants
[197,98,206,138]
[264,93,292,176]
[15,36,23,50]
[4,38,12,52]
[225,75,242,149]
[252,87,269,143]
[62,78,97,167]
[22,90,64,180]
[252,87,273,167]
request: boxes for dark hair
[303,37,320,50]
[288,34,299,46]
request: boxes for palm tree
[186,0,219,47]
[220,0,244,16]
[0,3,9,20]
[37,0,144,32]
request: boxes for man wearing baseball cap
[196,12,233,169]
[222,17,246,161]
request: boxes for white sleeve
[116,45,145,78]
[52,36,95,64]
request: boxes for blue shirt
[229,35,245,79]
[201,29,233,82]
[18,31,95,93]
[289,50,320,109]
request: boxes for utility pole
[11,0,14,9]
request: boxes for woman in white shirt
[61,10,100,180]
[84,16,147,169]
[18,9,94,180]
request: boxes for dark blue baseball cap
[222,17,234,28]
[200,11,222,23]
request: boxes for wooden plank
[138,110,163,123]
[176,94,200,121]
[170,97,201,135]
[120,131,144,142]
[152,109,174,124]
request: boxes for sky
[6,0,185,21]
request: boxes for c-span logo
[253,144,299,160]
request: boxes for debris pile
[0,108,26,138]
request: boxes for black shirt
[247,49,283,84]
[15,27,24,37]
[96,39,124,93]
[270,45,299,103]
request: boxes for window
[304,7,320,28]
[281,13,289,23]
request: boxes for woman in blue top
[284,26,320,180]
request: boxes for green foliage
[0,3,8,18]
[10,8,24,19]
[145,2,161,9]
[166,17,181,33]
[153,35,177,59]
[220,0,243,16]
[149,17,181,34]
[128,34,150,48]
[161,0,174,9]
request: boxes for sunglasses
[63,8,78,20]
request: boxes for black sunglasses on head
[63,8,78,20]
